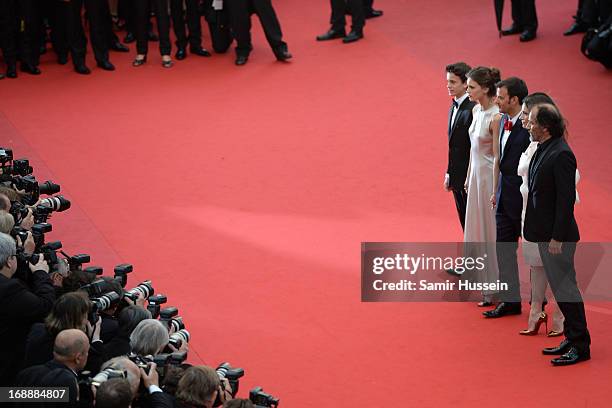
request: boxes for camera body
[249,387,279,408]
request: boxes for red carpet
[2,0,612,406]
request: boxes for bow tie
[504,119,513,131]
[452,100,459,109]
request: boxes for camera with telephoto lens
[129,352,187,380]
[0,147,13,165]
[77,368,127,407]
[32,195,71,223]
[8,201,30,224]
[65,253,91,270]
[214,362,244,405]
[91,368,127,387]
[114,264,133,288]
[12,174,38,194]
[89,291,121,324]
[249,387,279,408]
[147,294,167,319]
[159,307,183,330]
[31,222,52,249]
[38,180,61,196]
[124,280,154,302]
[11,159,33,176]
[168,329,190,350]
[81,278,113,298]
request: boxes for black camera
[114,263,133,288]
[0,147,13,164]
[81,278,112,298]
[77,368,127,406]
[168,329,190,350]
[217,363,244,398]
[8,201,30,224]
[90,292,121,324]
[38,180,61,196]
[31,222,52,248]
[66,253,91,270]
[147,294,168,319]
[12,159,33,176]
[249,387,279,408]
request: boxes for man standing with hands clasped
[524,104,591,366]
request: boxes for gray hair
[0,232,16,267]
[0,211,15,234]
[130,319,169,356]
[101,357,140,395]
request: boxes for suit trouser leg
[151,0,171,56]
[0,0,19,68]
[363,0,374,13]
[84,0,109,63]
[227,0,252,57]
[347,0,365,31]
[134,0,149,55]
[252,0,286,53]
[496,212,522,303]
[451,188,467,231]
[19,0,43,66]
[66,0,87,67]
[538,242,591,353]
[170,0,188,49]
[330,0,347,31]
[520,0,538,32]
[185,0,202,49]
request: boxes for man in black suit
[16,329,89,405]
[225,0,292,66]
[501,0,538,42]
[0,233,54,385]
[170,0,211,60]
[317,0,365,43]
[524,104,591,366]
[444,62,475,232]
[484,77,531,318]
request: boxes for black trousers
[50,0,87,66]
[363,0,374,13]
[511,0,538,32]
[578,0,612,26]
[0,0,19,67]
[496,213,522,303]
[84,0,112,63]
[227,0,287,57]
[170,0,202,49]
[134,0,171,56]
[119,0,136,35]
[538,242,591,353]
[331,0,365,32]
[451,187,467,231]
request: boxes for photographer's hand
[28,254,50,273]
[140,362,160,388]
[218,378,233,403]
[20,208,34,230]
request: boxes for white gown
[464,103,500,296]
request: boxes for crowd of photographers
[0,147,278,408]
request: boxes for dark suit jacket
[447,97,476,189]
[15,360,79,407]
[524,137,580,242]
[495,116,531,219]
[0,270,55,385]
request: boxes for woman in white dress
[463,67,503,305]
[517,94,578,336]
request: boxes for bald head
[101,357,141,398]
[54,329,90,369]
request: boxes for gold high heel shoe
[519,312,548,336]
[547,329,563,337]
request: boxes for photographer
[223,400,255,408]
[176,366,233,408]
[0,210,14,233]
[16,329,90,406]
[100,356,142,401]
[0,192,11,210]
[96,377,133,408]
[0,232,54,385]
[130,319,170,356]
[103,306,152,361]
[23,290,105,373]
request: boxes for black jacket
[447,97,476,189]
[495,117,531,219]
[15,360,79,407]
[524,137,580,242]
[0,270,55,385]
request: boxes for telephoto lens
[168,329,190,349]
[92,291,121,313]
[249,387,280,408]
[39,195,71,212]
[124,281,154,302]
[91,368,127,387]
[38,180,61,195]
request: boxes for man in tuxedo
[16,329,89,405]
[225,0,292,66]
[524,104,591,366]
[170,0,211,60]
[484,77,531,318]
[317,0,365,43]
[501,0,538,42]
[444,62,475,233]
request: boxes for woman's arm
[490,114,502,208]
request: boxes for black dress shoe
[275,50,292,62]
[57,54,68,65]
[501,25,522,36]
[96,60,115,71]
[365,9,383,19]
[343,31,364,43]
[148,31,159,42]
[519,30,537,42]
[74,64,91,75]
[175,48,187,60]
[6,65,17,78]
[20,63,41,75]
[162,58,174,68]
[124,32,135,43]
[111,42,129,52]
[132,56,147,67]
[190,46,211,57]
[235,55,248,66]
[542,339,571,355]
[564,22,588,36]
[551,347,590,366]
[483,302,522,318]
[316,28,346,41]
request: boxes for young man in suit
[501,0,538,42]
[444,62,476,233]
[524,104,591,366]
[484,77,531,318]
